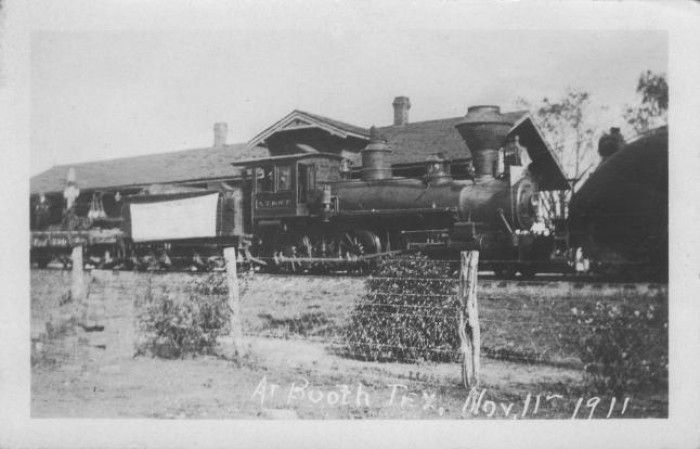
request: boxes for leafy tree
[623,71,668,134]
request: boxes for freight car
[568,125,668,281]
[29,168,127,269]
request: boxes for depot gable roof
[247,109,371,149]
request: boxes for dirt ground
[30,269,667,419]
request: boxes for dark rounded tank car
[568,126,668,280]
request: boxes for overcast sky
[30,12,666,175]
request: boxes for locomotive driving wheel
[340,231,382,274]
[267,230,383,273]
[342,233,364,259]
[340,231,382,259]
[298,231,382,260]
[297,234,327,273]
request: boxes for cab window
[276,165,292,192]
[258,166,274,192]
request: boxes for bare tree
[517,90,600,219]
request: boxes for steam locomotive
[112,105,556,275]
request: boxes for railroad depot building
[30,97,567,227]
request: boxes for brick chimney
[392,96,411,126]
[213,122,228,148]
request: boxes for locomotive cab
[233,153,346,223]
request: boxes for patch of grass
[31,316,78,368]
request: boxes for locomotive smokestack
[455,105,514,180]
[361,126,392,181]
[213,122,228,148]
[392,96,411,126]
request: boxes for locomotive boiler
[236,105,554,275]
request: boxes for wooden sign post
[458,250,481,389]
[223,246,246,358]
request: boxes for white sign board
[129,193,219,242]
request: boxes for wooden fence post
[223,246,245,357]
[71,244,86,321]
[458,250,480,389]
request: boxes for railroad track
[259,271,667,291]
[31,266,667,290]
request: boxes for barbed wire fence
[46,244,667,392]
